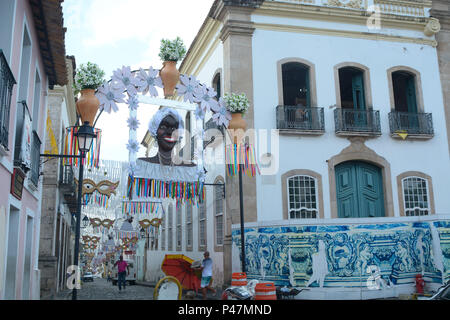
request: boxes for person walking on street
[114,255,129,292]
[194,251,216,299]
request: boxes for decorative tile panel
[232,220,448,287]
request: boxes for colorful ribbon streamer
[63,126,102,168]
[225,143,260,177]
[128,177,205,204]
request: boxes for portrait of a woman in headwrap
[139,107,194,167]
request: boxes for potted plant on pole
[74,62,105,125]
[158,36,186,97]
[224,92,249,132]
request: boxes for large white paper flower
[176,74,200,103]
[211,97,232,127]
[136,67,162,96]
[96,82,125,113]
[127,116,140,130]
[126,139,140,153]
[127,95,139,111]
[194,85,219,113]
[112,66,139,96]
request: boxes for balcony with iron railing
[29,130,42,187]
[388,111,434,139]
[277,105,325,134]
[334,108,381,137]
[0,49,16,153]
[59,162,78,214]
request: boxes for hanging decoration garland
[122,200,164,217]
[63,126,102,168]
[128,177,205,204]
[225,143,260,177]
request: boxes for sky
[62,0,214,162]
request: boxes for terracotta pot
[228,112,247,131]
[76,89,100,126]
[159,61,180,97]
[227,112,247,144]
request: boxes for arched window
[392,71,418,114]
[161,212,166,251]
[186,203,193,251]
[198,198,207,251]
[402,176,431,216]
[176,204,182,251]
[212,72,221,99]
[214,182,224,247]
[185,111,191,135]
[338,67,366,110]
[282,62,310,107]
[168,204,173,251]
[287,175,318,219]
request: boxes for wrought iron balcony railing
[334,108,381,136]
[276,105,325,133]
[59,162,76,186]
[30,130,41,187]
[0,49,16,151]
[388,111,433,137]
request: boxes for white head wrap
[148,107,185,139]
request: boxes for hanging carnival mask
[101,219,115,229]
[75,178,120,198]
[90,217,102,227]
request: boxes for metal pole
[72,151,85,300]
[239,163,245,273]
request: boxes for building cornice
[180,18,222,76]
[255,22,437,46]
[255,1,431,32]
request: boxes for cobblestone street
[54,278,155,300]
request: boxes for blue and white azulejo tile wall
[232,219,450,288]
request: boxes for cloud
[62,0,214,161]
[64,0,212,49]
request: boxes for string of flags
[63,126,102,168]
[122,201,163,216]
[83,193,111,209]
[128,177,205,204]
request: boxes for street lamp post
[40,121,96,300]
[238,163,245,274]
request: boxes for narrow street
[54,278,155,300]
[54,277,222,300]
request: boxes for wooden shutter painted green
[351,73,366,110]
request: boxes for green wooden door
[335,161,385,218]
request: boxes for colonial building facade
[39,56,77,299]
[176,0,449,299]
[0,0,67,300]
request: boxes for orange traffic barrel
[231,272,247,287]
[254,282,277,300]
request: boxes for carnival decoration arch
[87,60,260,248]
[94,65,259,182]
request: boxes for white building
[170,0,450,299]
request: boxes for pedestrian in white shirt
[194,251,216,299]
